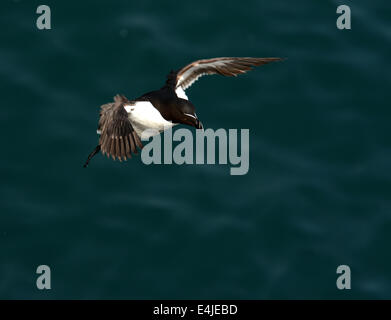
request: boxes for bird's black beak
[183,114,204,130]
[195,118,204,130]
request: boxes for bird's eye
[131,108,135,111]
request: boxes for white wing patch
[175,86,189,100]
[180,72,205,91]
[177,59,234,90]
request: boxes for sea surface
[0,0,390,299]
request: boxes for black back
[136,81,194,124]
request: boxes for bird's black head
[176,99,203,129]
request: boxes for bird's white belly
[124,101,176,138]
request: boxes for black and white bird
[83,57,282,167]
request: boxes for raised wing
[98,94,143,161]
[174,57,283,91]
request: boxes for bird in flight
[83,57,282,167]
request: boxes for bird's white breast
[124,101,176,138]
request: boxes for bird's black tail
[83,145,101,168]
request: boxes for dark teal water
[1,0,390,299]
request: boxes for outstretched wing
[174,57,283,91]
[98,94,143,161]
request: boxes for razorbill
[83,57,282,167]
